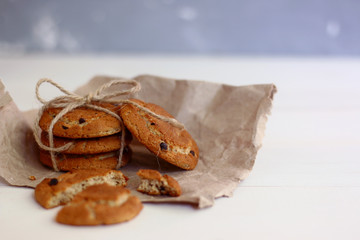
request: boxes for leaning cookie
[39,102,121,138]
[56,183,143,226]
[39,147,131,171]
[35,169,128,209]
[120,99,199,170]
[136,169,182,197]
[40,131,132,155]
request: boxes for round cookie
[39,147,131,171]
[119,99,199,170]
[40,131,132,155]
[39,102,122,138]
[56,183,143,225]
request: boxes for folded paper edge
[209,83,277,206]
[0,79,13,108]
[240,83,277,181]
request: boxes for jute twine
[33,78,184,172]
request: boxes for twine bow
[33,78,184,171]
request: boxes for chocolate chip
[49,178,58,186]
[190,150,195,156]
[150,122,155,125]
[159,186,166,192]
[160,142,168,150]
[79,118,86,124]
[62,125,68,130]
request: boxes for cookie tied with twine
[33,78,184,172]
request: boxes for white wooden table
[1,55,359,240]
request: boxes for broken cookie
[56,183,143,226]
[136,169,182,197]
[35,169,128,209]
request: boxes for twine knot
[33,78,184,172]
[85,93,93,104]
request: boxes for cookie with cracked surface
[56,183,143,225]
[39,147,131,171]
[119,99,199,170]
[137,169,182,197]
[39,102,121,138]
[40,131,132,155]
[35,169,128,209]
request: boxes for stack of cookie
[38,102,132,171]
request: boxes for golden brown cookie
[40,131,132,155]
[39,102,121,138]
[119,99,199,170]
[35,169,128,209]
[136,169,182,197]
[56,183,143,225]
[39,147,131,171]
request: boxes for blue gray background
[0,0,359,55]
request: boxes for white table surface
[1,55,360,240]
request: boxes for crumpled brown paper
[0,75,276,208]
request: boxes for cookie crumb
[29,175,36,181]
